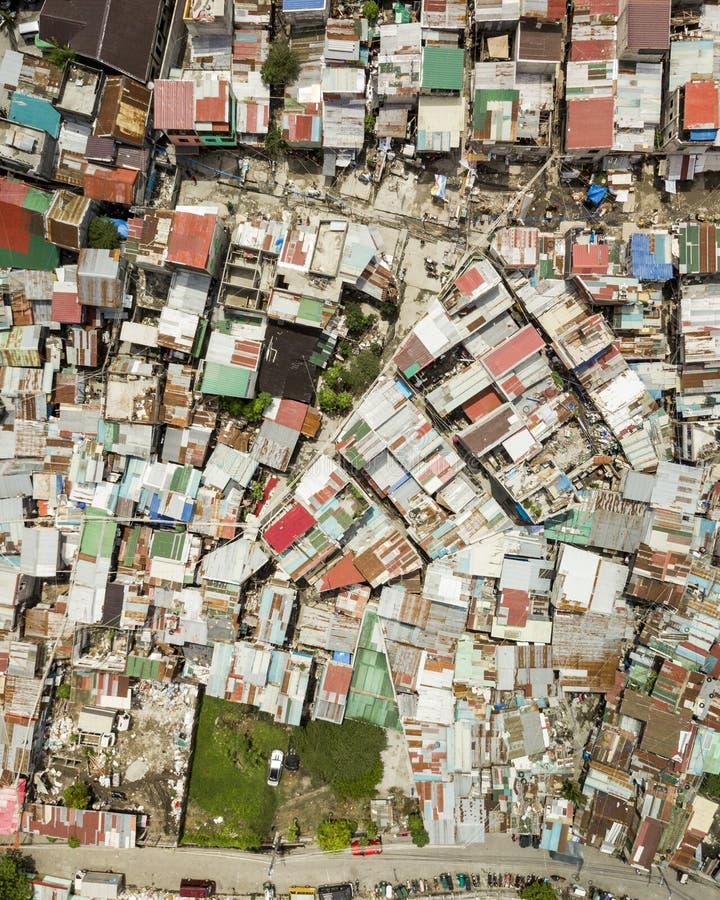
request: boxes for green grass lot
[182,694,388,849]
[182,696,290,848]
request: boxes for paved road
[22,835,694,900]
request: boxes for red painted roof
[588,0,619,13]
[481,324,545,378]
[572,242,610,274]
[264,503,316,552]
[0,177,29,208]
[195,79,230,125]
[322,660,353,697]
[317,553,366,592]
[83,164,138,205]
[51,286,84,324]
[273,398,308,431]
[501,588,529,627]
[0,201,31,254]
[166,211,216,270]
[454,264,485,298]
[565,97,614,150]
[154,80,195,131]
[683,80,719,130]
[463,386,503,423]
[571,39,615,61]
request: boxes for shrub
[264,124,288,160]
[55,682,71,700]
[520,883,556,900]
[317,387,352,415]
[362,0,380,19]
[62,780,90,810]
[261,41,300,85]
[407,811,429,847]
[295,719,385,801]
[67,835,80,849]
[46,42,76,68]
[316,818,356,852]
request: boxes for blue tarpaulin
[586,183,607,205]
[110,218,129,239]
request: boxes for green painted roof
[79,509,117,559]
[23,186,54,214]
[150,530,186,561]
[126,655,162,680]
[200,361,252,398]
[421,46,464,91]
[345,611,401,730]
[472,88,518,130]
[0,232,59,271]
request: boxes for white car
[267,749,284,787]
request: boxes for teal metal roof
[421,46,464,91]
[200,361,253,398]
[10,92,61,138]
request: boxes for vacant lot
[182,696,388,848]
[182,697,290,848]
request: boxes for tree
[46,41,77,68]
[55,682,71,700]
[264,123,288,160]
[0,852,31,900]
[261,40,300,86]
[0,11,17,51]
[560,779,587,809]
[345,302,375,338]
[343,350,380,394]
[63,779,90,810]
[88,217,120,250]
[365,819,378,841]
[364,113,376,136]
[318,387,352,415]
[407,811,429,848]
[362,0,380,19]
[520,883,556,900]
[316,818,356,852]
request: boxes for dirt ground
[43,681,198,844]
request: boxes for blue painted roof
[9,92,61,139]
[630,232,674,281]
[283,0,325,8]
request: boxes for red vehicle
[351,839,383,856]
[180,879,216,898]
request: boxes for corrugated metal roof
[154,80,195,131]
[83,164,138,205]
[167,210,218,270]
[684,80,719,131]
[421,46,464,90]
[566,96,614,150]
[9,92,61,139]
[625,0,670,52]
